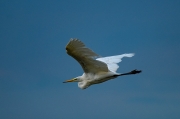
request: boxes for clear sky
[0,0,180,119]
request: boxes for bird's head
[63,77,81,83]
[63,76,89,89]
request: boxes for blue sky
[0,0,180,119]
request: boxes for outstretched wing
[66,39,108,73]
[96,54,134,73]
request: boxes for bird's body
[63,39,141,89]
[77,71,118,89]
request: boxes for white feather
[96,53,134,72]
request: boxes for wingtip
[70,38,79,41]
[66,38,80,48]
[124,53,135,57]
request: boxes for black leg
[130,69,142,74]
[119,69,142,76]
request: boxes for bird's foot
[130,69,142,74]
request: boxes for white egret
[63,39,141,89]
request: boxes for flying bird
[63,39,141,89]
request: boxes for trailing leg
[119,69,142,76]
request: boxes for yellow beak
[63,78,75,83]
